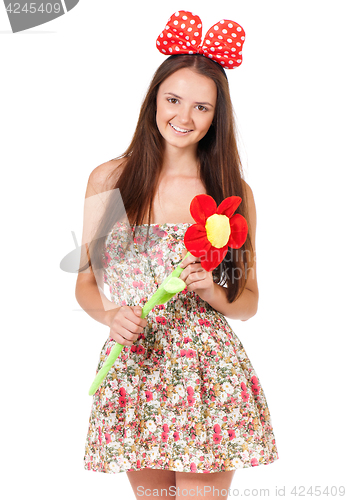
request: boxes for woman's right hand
[107,306,148,346]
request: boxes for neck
[161,144,200,178]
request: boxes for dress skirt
[83,222,279,473]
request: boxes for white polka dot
[174,20,178,25]
[169,47,173,52]
[165,25,169,30]
[189,51,194,54]
[218,35,223,39]
[167,33,172,38]
[228,23,233,28]
[162,49,166,53]
[206,39,211,44]
[157,41,160,45]
[191,40,196,45]
[179,41,183,45]
[188,27,192,32]
[187,41,191,46]
[220,20,225,24]
[160,33,163,38]
[185,35,189,40]
[237,27,242,32]
[209,33,214,37]
[182,45,187,49]
[173,29,177,32]
[175,46,180,51]
[179,32,183,36]
[208,54,213,58]
[237,59,241,63]
[241,36,245,40]
[222,29,227,34]
[174,12,179,16]
[190,19,195,24]
[236,42,241,46]
[210,47,215,52]
[228,60,234,64]
[182,15,187,20]
[194,32,199,36]
[163,41,168,45]
[197,23,202,28]
[181,24,185,28]
[217,55,221,58]
[227,38,232,43]
[221,61,225,64]
[232,33,237,37]
[214,25,219,31]
[214,41,220,46]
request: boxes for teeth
[170,123,191,133]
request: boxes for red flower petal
[184,224,211,257]
[216,196,242,218]
[200,245,228,271]
[228,214,248,248]
[190,194,217,225]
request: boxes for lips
[169,122,193,133]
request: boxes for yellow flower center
[205,214,231,248]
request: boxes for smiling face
[156,67,217,153]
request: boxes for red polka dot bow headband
[156,10,246,69]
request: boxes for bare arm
[199,283,257,321]
[75,275,120,327]
[75,160,122,327]
[74,159,148,344]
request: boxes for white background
[1,0,346,498]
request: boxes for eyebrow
[164,92,214,108]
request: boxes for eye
[196,104,208,112]
[167,98,179,104]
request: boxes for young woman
[77,12,279,500]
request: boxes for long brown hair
[80,54,254,303]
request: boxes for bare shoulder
[86,158,125,197]
[77,158,125,283]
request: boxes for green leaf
[163,277,187,294]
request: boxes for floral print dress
[83,222,279,474]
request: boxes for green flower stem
[88,251,193,395]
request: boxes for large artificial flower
[184,194,248,271]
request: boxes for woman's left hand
[179,249,215,303]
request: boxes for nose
[177,105,192,125]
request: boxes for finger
[122,316,145,335]
[111,326,138,346]
[132,306,148,325]
[186,270,211,286]
[180,252,198,267]
[124,308,147,328]
[132,315,148,328]
[181,262,202,280]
